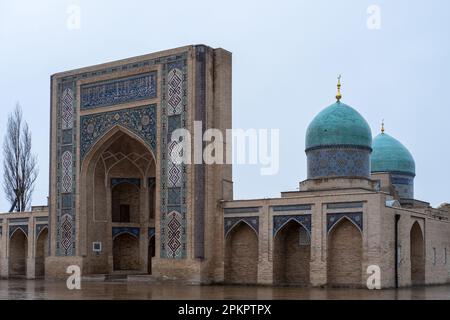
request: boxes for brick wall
[224,223,258,284]
[327,219,362,287]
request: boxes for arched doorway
[224,222,258,284]
[35,227,48,277]
[327,218,363,287]
[148,236,155,274]
[9,228,28,277]
[410,222,425,286]
[113,233,140,271]
[273,220,311,286]
[81,126,155,274]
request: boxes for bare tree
[3,103,38,212]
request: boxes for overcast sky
[0,0,449,210]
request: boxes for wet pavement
[0,279,450,300]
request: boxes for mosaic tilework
[56,81,77,256]
[35,224,48,239]
[160,57,188,259]
[80,72,157,110]
[80,105,156,160]
[112,226,140,239]
[391,174,414,199]
[273,215,312,237]
[307,148,371,179]
[327,212,363,233]
[61,151,73,193]
[61,88,74,129]
[224,217,259,237]
[9,225,28,238]
[55,51,189,259]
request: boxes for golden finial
[381,119,385,133]
[336,75,342,101]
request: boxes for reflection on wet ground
[0,279,450,300]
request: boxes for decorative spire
[336,75,342,101]
[381,119,385,133]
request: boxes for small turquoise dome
[305,102,372,151]
[371,133,415,176]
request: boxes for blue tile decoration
[327,212,363,233]
[111,178,141,189]
[272,204,312,212]
[56,81,76,256]
[55,51,189,258]
[35,224,48,239]
[9,225,28,238]
[391,174,414,199]
[80,104,156,160]
[224,217,259,237]
[80,72,157,110]
[224,207,260,214]
[273,215,312,236]
[307,148,370,179]
[326,202,364,209]
[112,226,140,239]
[148,227,155,239]
[160,57,188,259]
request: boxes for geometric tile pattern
[80,105,156,160]
[160,57,188,259]
[60,214,73,255]
[273,214,312,237]
[80,72,157,110]
[55,51,189,259]
[327,212,363,234]
[61,88,74,129]
[167,211,183,258]
[307,147,371,179]
[61,151,73,193]
[167,68,183,115]
[56,81,77,256]
[224,217,259,237]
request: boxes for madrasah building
[0,45,449,289]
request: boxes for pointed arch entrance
[35,227,48,277]
[224,221,258,284]
[410,221,425,286]
[327,218,363,287]
[9,228,28,277]
[273,220,311,286]
[80,126,156,274]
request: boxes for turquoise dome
[371,133,415,176]
[305,102,372,151]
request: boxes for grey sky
[0,0,449,210]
